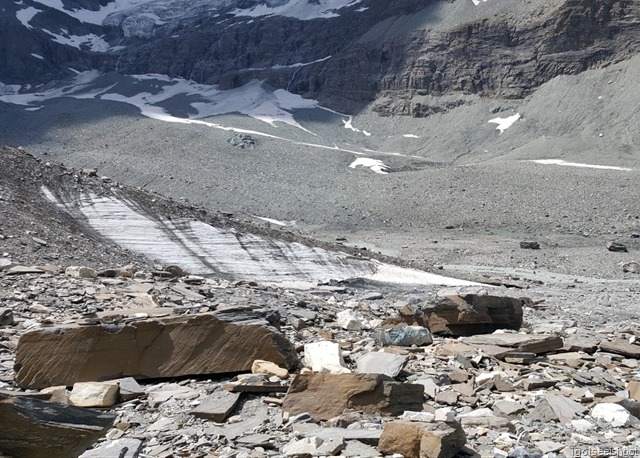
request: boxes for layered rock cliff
[1,0,639,115]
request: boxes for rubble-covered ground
[1,145,640,458]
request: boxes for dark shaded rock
[228,134,256,149]
[282,373,424,421]
[520,241,540,250]
[15,314,298,389]
[599,339,640,358]
[424,291,526,336]
[0,309,14,326]
[607,241,628,252]
[0,392,115,458]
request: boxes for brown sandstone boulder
[424,290,526,336]
[282,373,424,421]
[15,314,298,389]
[378,420,466,458]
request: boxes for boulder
[282,373,424,421]
[355,351,407,378]
[65,266,97,279]
[424,290,526,336]
[591,403,634,427]
[378,420,467,458]
[303,341,350,374]
[377,325,433,347]
[15,314,298,389]
[252,359,289,379]
[0,392,115,458]
[69,382,120,408]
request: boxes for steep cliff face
[1,0,639,115]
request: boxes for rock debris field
[1,146,640,458]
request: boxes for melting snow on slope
[232,0,365,20]
[43,30,110,52]
[530,160,632,171]
[32,0,159,25]
[41,186,479,287]
[31,0,365,27]
[342,117,371,136]
[349,158,390,174]
[488,113,521,133]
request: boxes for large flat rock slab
[461,333,563,354]
[0,392,115,458]
[282,373,424,421]
[15,314,298,389]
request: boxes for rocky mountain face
[2,0,639,114]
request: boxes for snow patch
[44,30,110,52]
[30,53,44,60]
[471,0,488,5]
[232,0,365,20]
[16,6,40,29]
[349,158,390,174]
[488,113,521,133]
[403,134,420,138]
[530,159,632,171]
[254,216,288,226]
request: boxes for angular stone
[378,420,466,458]
[65,266,97,279]
[40,386,69,404]
[79,438,143,458]
[282,373,424,421]
[462,333,563,354]
[355,351,407,378]
[0,309,14,326]
[424,290,526,336]
[591,403,633,427]
[283,436,323,457]
[117,378,144,401]
[15,314,298,389]
[6,265,46,275]
[190,391,240,422]
[303,341,350,374]
[607,241,628,252]
[529,394,585,423]
[294,426,382,445]
[377,326,433,347]
[599,339,640,358]
[69,382,120,408]
[252,359,289,379]
[629,380,640,402]
[342,440,379,457]
[0,392,115,457]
